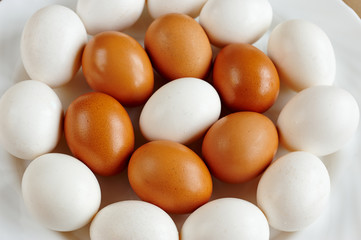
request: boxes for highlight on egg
[147,0,207,18]
[144,13,213,81]
[257,151,331,232]
[128,140,213,214]
[268,19,336,91]
[22,153,101,232]
[139,77,221,144]
[21,4,87,88]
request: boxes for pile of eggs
[0,0,360,239]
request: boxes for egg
[257,151,331,232]
[181,198,269,240]
[0,80,63,160]
[82,31,154,106]
[21,5,87,88]
[139,77,221,144]
[147,0,207,18]
[202,111,278,183]
[22,153,101,232]
[144,13,212,80]
[76,0,145,35]
[90,200,179,240]
[268,19,336,91]
[213,43,280,112]
[64,92,134,176]
[128,140,212,214]
[199,0,272,47]
[277,85,359,156]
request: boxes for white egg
[268,19,336,91]
[77,0,145,35]
[181,198,269,240]
[147,0,207,18]
[90,200,178,240]
[277,85,359,156]
[139,77,221,144]
[257,151,330,232]
[199,0,272,47]
[21,5,87,88]
[0,80,63,160]
[22,153,101,232]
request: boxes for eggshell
[213,43,279,112]
[202,111,278,183]
[147,0,207,18]
[22,153,101,232]
[82,31,154,106]
[144,13,212,80]
[76,0,145,35]
[268,19,336,91]
[21,5,87,87]
[277,85,359,156]
[139,77,221,144]
[257,151,331,232]
[0,80,63,160]
[90,200,179,240]
[64,92,134,176]
[199,0,272,47]
[181,198,269,240]
[128,140,213,214]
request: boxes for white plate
[1,0,361,239]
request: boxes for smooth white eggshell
[22,153,101,232]
[77,0,145,35]
[21,5,87,88]
[181,198,269,240]
[139,77,221,144]
[90,200,178,240]
[0,80,63,160]
[147,0,207,18]
[199,0,272,47]
[257,151,330,232]
[268,19,336,91]
[277,85,359,156]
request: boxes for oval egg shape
[21,5,87,87]
[22,153,101,232]
[0,80,63,160]
[202,111,278,183]
[181,198,269,240]
[64,92,134,176]
[128,140,213,214]
[90,201,179,240]
[213,43,280,113]
[277,85,359,156]
[82,31,154,106]
[145,13,212,80]
[199,0,272,47]
[139,77,221,144]
[268,19,336,91]
[257,151,331,232]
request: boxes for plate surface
[1,0,361,239]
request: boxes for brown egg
[213,43,279,113]
[202,112,278,183]
[128,140,213,214]
[144,13,212,81]
[82,31,154,106]
[64,92,134,176]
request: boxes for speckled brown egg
[64,92,134,176]
[144,13,212,81]
[202,111,278,184]
[128,140,213,214]
[213,43,279,113]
